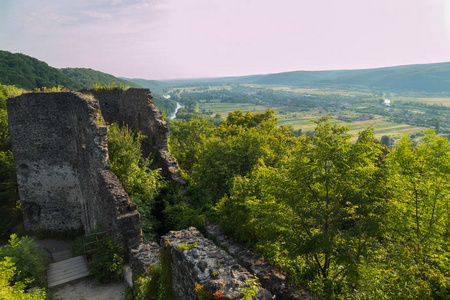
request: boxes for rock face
[6,89,182,250]
[161,227,273,300]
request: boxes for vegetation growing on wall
[168,111,450,299]
[0,83,24,241]
[93,82,130,91]
[107,123,165,241]
[130,242,174,300]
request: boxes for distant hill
[0,50,82,90]
[62,68,141,89]
[234,63,450,93]
[0,50,141,90]
[161,62,450,93]
[124,78,167,94]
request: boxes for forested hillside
[125,78,167,94]
[61,68,141,89]
[0,50,82,90]
[0,50,141,90]
[249,63,450,92]
[163,62,450,93]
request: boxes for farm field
[242,84,374,97]
[198,100,268,117]
[394,95,450,107]
[197,100,427,140]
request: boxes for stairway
[47,251,90,288]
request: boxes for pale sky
[1,0,450,80]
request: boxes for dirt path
[48,279,127,300]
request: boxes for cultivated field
[198,100,427,140]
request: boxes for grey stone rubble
[206,223,320,300]
[129,242,160,281]
[162,227,273,300]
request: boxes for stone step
[47,255,89,288]
[51,249,72,262]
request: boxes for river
[169,102,183,120]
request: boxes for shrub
[88,238,125,284]
[0,234,47,287]
[0,257,46,300]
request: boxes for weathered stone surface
[7,91,142,250]
[7,92,106,232]
[129,242,160,282]
[206,223,319,300]
[161,227,273,300]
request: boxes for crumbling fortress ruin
[7,88,184,250]
[7,89,314,299]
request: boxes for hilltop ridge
[0,50,140,90]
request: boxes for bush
[88,238,125,284]
[0,257,46,300]
[0,234,47,287]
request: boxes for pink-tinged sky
[1,0,450,80]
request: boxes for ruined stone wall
[83,88,185,186]
[206,224,318,300]
[7,92,102,231]
[7,91,142,250]
[161,227,272,300]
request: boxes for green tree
[381,131,450,298]
[217,117,388,297]
[381,135,390,148]
[190,110,294,201]
[168,116,214,174]
[285,118,386,279]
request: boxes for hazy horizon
[1,0,450,80]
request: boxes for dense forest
[166,111,450,299]
[61,68,141,89]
